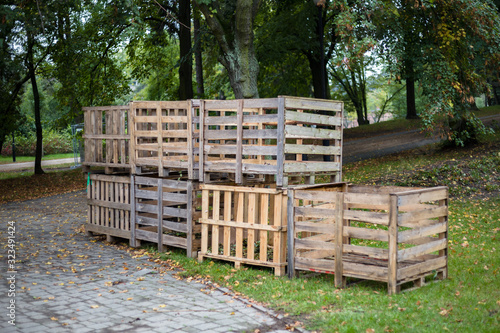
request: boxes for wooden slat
[343,244,389,260]
[284,144,341,155]
[204,129,278,140]
[398,206,448,226]
[284,162,341,174]
[295,221,335,234]
[396,187,448,206]
[343,209,389,225]
[397,256,447,281]
[285,110,343,126]
[284,125,342,140]
[398,222,447,243]
[398,238,448,261]
[344,226,389,242]
[284,97,343,112]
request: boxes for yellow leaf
[90,305,99,309]
[51,317,58,321]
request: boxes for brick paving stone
[0,191,307,333]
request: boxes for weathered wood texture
[198,96,343,187]
[83,106,130,173]
[288,183,449,294]
[129,101,199,179]
[197,184,288,276]
[130,175,202,257]
[86,173,131,238]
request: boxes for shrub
[1,129,73,156]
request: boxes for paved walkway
[0,158,78,172]
[0,191,300,333]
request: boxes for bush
[1,129,73,156]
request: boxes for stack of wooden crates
[83,96,448,294]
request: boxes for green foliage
[1,129,72,156]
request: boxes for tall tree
[196,0,261,99]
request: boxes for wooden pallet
[83,105,131,174]
[129,101,199,179]
[130,175,201,257]
[86,173,131,241]
[198,184,288,276]
[287,183,449,294]
[197,96,343,187]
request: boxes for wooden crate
[130,175,202,257]
[129,101,199,179]
[198,96,343,187]
[83,105,130,174]
[86,173,131,241]
[287,183,449,294]
[198,184,288,276]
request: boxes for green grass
[0,163,77,180]
[344,105,500,140]
[145,135,500,333]
[0,153,74,164]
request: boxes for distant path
[343,113,500,164]
[0,157,78,172]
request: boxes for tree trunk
[178,0,193,100]
[406,76,418,119]
[198,0,260,99]
[27,34,44,175]
[194,16,205,98]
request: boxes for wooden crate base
[198,253,286,276]
[294,253,447,293]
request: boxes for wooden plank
[398,222,447,243]
[294,221,335,234]
[82,134,130,140]
[236,100,244,184]
[212,190,220,255]
[199,100,206,182]
[204,129,278,140]
[284,125,342,140]
[343,209,390,225]
[247,192,257,260]
[200,184,280,194]
[344,226,389,242]
[283,162,341,173]
[398,206,448,226]
[293,190,338,202]
[344,192,390,207]
[276,97,285,187]
[287,190,295,278]
[205,144,276,156]
[284,97,343,112]
[342,261,388,282]
[343,244,389,260]
[203,98,279,110]
[294,206,336,218]
[200,189,209,255]
[397,256,447,281]
[87,199,131,211]
[295,238,336,251]
[285,110,343,126]
[235,192,244,259]
[284,144,341,156]
[199,219,285,232]
[223,191,232,257]
[397,238,447,262]
[396,187,448,206]
[295,257,336,273]
[388,194,398,295]
[204,114,278,126]
[130,175,137,247]
[335,192,345,288]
